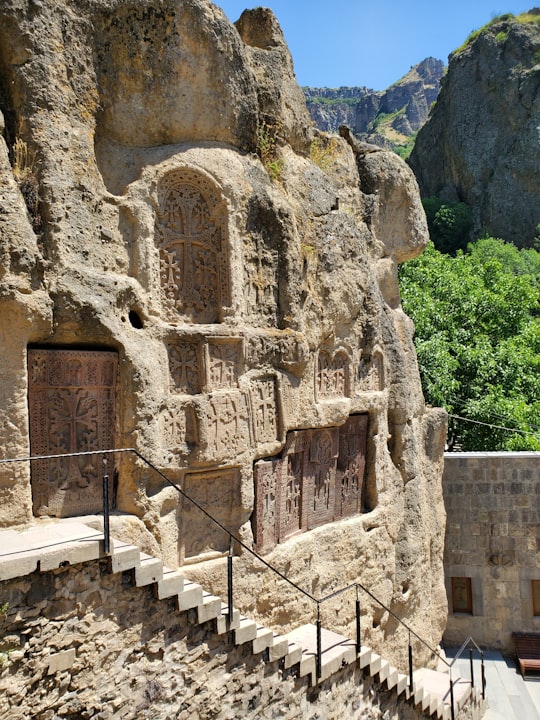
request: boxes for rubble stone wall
[0,559,428,720]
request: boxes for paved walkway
[445,647,540,720]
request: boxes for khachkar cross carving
[156,171,230,324]
[169,342,200,394]
[317,351,349,398]
[253,459,279,554]
[282,452,303,538]
[208,341,239,389]
[28,349,117,518]
[251,377,279,444]
[205,392,251,459]
[336,414,368,518]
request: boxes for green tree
[398,239,540,450]
[422,197,473,255]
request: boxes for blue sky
[216,1,535,89]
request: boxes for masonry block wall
[443,452,540,651]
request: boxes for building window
[451,577,473,614]
[533,580,540,616]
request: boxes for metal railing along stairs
[0,447,486,719]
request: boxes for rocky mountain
[408,10,540,248]
[302,86,370,133]
[304,58,445,158]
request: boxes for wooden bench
[513,632,540,676]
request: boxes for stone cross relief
[27,349,117,518]
[253,416,369,554]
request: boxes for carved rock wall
[0,0,447,669]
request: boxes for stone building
[443,452,540,652]
[0,0,448,672]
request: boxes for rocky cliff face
[304,58,444,157]
[303,86,369,133]
[409,12,540,247]
[0,0,447,668]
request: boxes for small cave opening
[128,310,143,329]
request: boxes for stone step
[215,604,241,634]
[177,580,203,611]
[252,624,274,655]
[267,633,289,662]
[109,541,140,574]
[368,651,382,677]
[197,592,223,624]
[134,553,163,587]
[283,641,303,670]
[155,567,184,600]
[377,657,391,683]
[282,624,357,683]
[234,616,258,645]
[358,646,372,670]
[396,672,410,696]
[384,664,400,691]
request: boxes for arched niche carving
[316,348,351,400]
[155,169,230,324]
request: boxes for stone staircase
[0,522,485,720]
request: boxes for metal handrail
[1,447,485,715]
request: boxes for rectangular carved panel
[28,349,117,518]
[306,428,339,530]
[251,376,279,445]
[336,414,368,519]
[207,338,241,390]
[182,468,240,560]
[253,459,279,554]
[168,342,201,394]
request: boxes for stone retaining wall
[0,558,440,720]
[443,452,540,651]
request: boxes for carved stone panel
[204,391,251,459]
[276,431,309,542]
[156,170,230,324]
[182,468,240,560]
[358,350,385,392]
[250,376,279,445]
[336,414,368,518]
[207,338,241,390]
[168,342,201,395]
[28,349,117,518]
[317,350,350,399]
[161,401,197,456]
[306,428,339,530]
[253,459,279,554]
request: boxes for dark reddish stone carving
[28,349,117,518]
[253,459,279,553]
[336,414,368,518]
[252,415,369,553]
[306,428,339,530]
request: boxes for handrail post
[449,672,455,720]
[469,646,475,689]
[102,454,110,555]
[408,631,413,692]
[316,604,322,681]
[481,652,486,700]
[227,535,234,625]
[355,587,361,654]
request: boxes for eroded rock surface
[409,12,540,246]
[0,0,446,668]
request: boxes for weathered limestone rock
[0,0,447,669]
[409,12,540,247]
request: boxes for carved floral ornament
[155,169,231,324]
